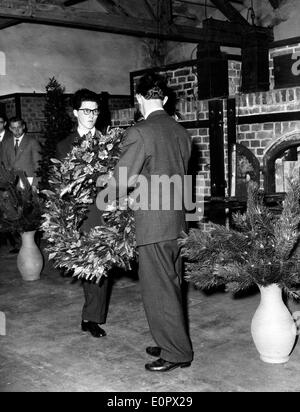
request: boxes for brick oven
[111,38,300,229]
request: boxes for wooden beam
[0,0,272,45]
[0,18,20,29]
[108,1,135,17]
[95,0,124,15]
[64,0,86,6]
[210,0,250,26]
[202,18,274,46]
[268,0,281,9]
[144,0,157,20]
[158,0,173,26]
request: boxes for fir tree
[37,77,73,189]
[181,180,300,299]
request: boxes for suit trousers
[82,276,109,324]
[138,239,193,363]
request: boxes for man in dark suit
[0,114,20,253]
[0,114,11,162]
[99,72,193,372]
[2,117,41,187]
[57,88,109,339]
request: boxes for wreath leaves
[41,128,136,282]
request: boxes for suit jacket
[0,130,12,166]
[1,133,41,185]
[56,131,79,160]
[110,110,192,246]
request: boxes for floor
[1,242,300,393]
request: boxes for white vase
[17,231,43,281]
[251,283,297,364]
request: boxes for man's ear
[136,94,143,104]
[162,96,168,106]
[73,109,78,119]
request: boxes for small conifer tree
[37,77,73,189]
[181,180,300,299]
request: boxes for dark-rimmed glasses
[78,109,99,116]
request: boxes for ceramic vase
[251,283,297,364]
[17,231,43,281]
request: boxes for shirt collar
[0,130,4,142]
[14,134,24,143]
[77,127,96,138]
[145,108,165,119]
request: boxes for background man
[57,88,109,339]
[101,72,194,372]
[0,113,10,161]
[1,117,41,187]
[0,114,19,253]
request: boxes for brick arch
[263,130,300,193]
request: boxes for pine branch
[182,179,300,296]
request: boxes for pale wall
[0,23,147,95]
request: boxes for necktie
[14,138,19,156]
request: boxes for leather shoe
[146,346,161,357]
[81,321,106,338]
[145,358,191,372]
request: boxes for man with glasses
[56,88,109,339]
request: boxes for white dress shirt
[14,133,25,146]
[0,131,5,142]
[77,127,96,138]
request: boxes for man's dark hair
[136,72,168,100]
[72,88,100,110]
[9,116,25,126]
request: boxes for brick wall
[20,95,46,138]
[130,58,241,104]
[0,97,16,119]
[109,95,131,111]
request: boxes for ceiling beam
[0,0,272,46]
[158,0,173,26]
[210,0,251,26]
[64,0,86,6]
[95,0,124,15]
[203,18,274,44]
[108,1,135,17]
[144,0,157,20]
[268,0,281,9]
[0,18,20,29]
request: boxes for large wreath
[41,128,136,282]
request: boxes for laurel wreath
[41,128,136,282]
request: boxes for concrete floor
[1,243,300,393]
